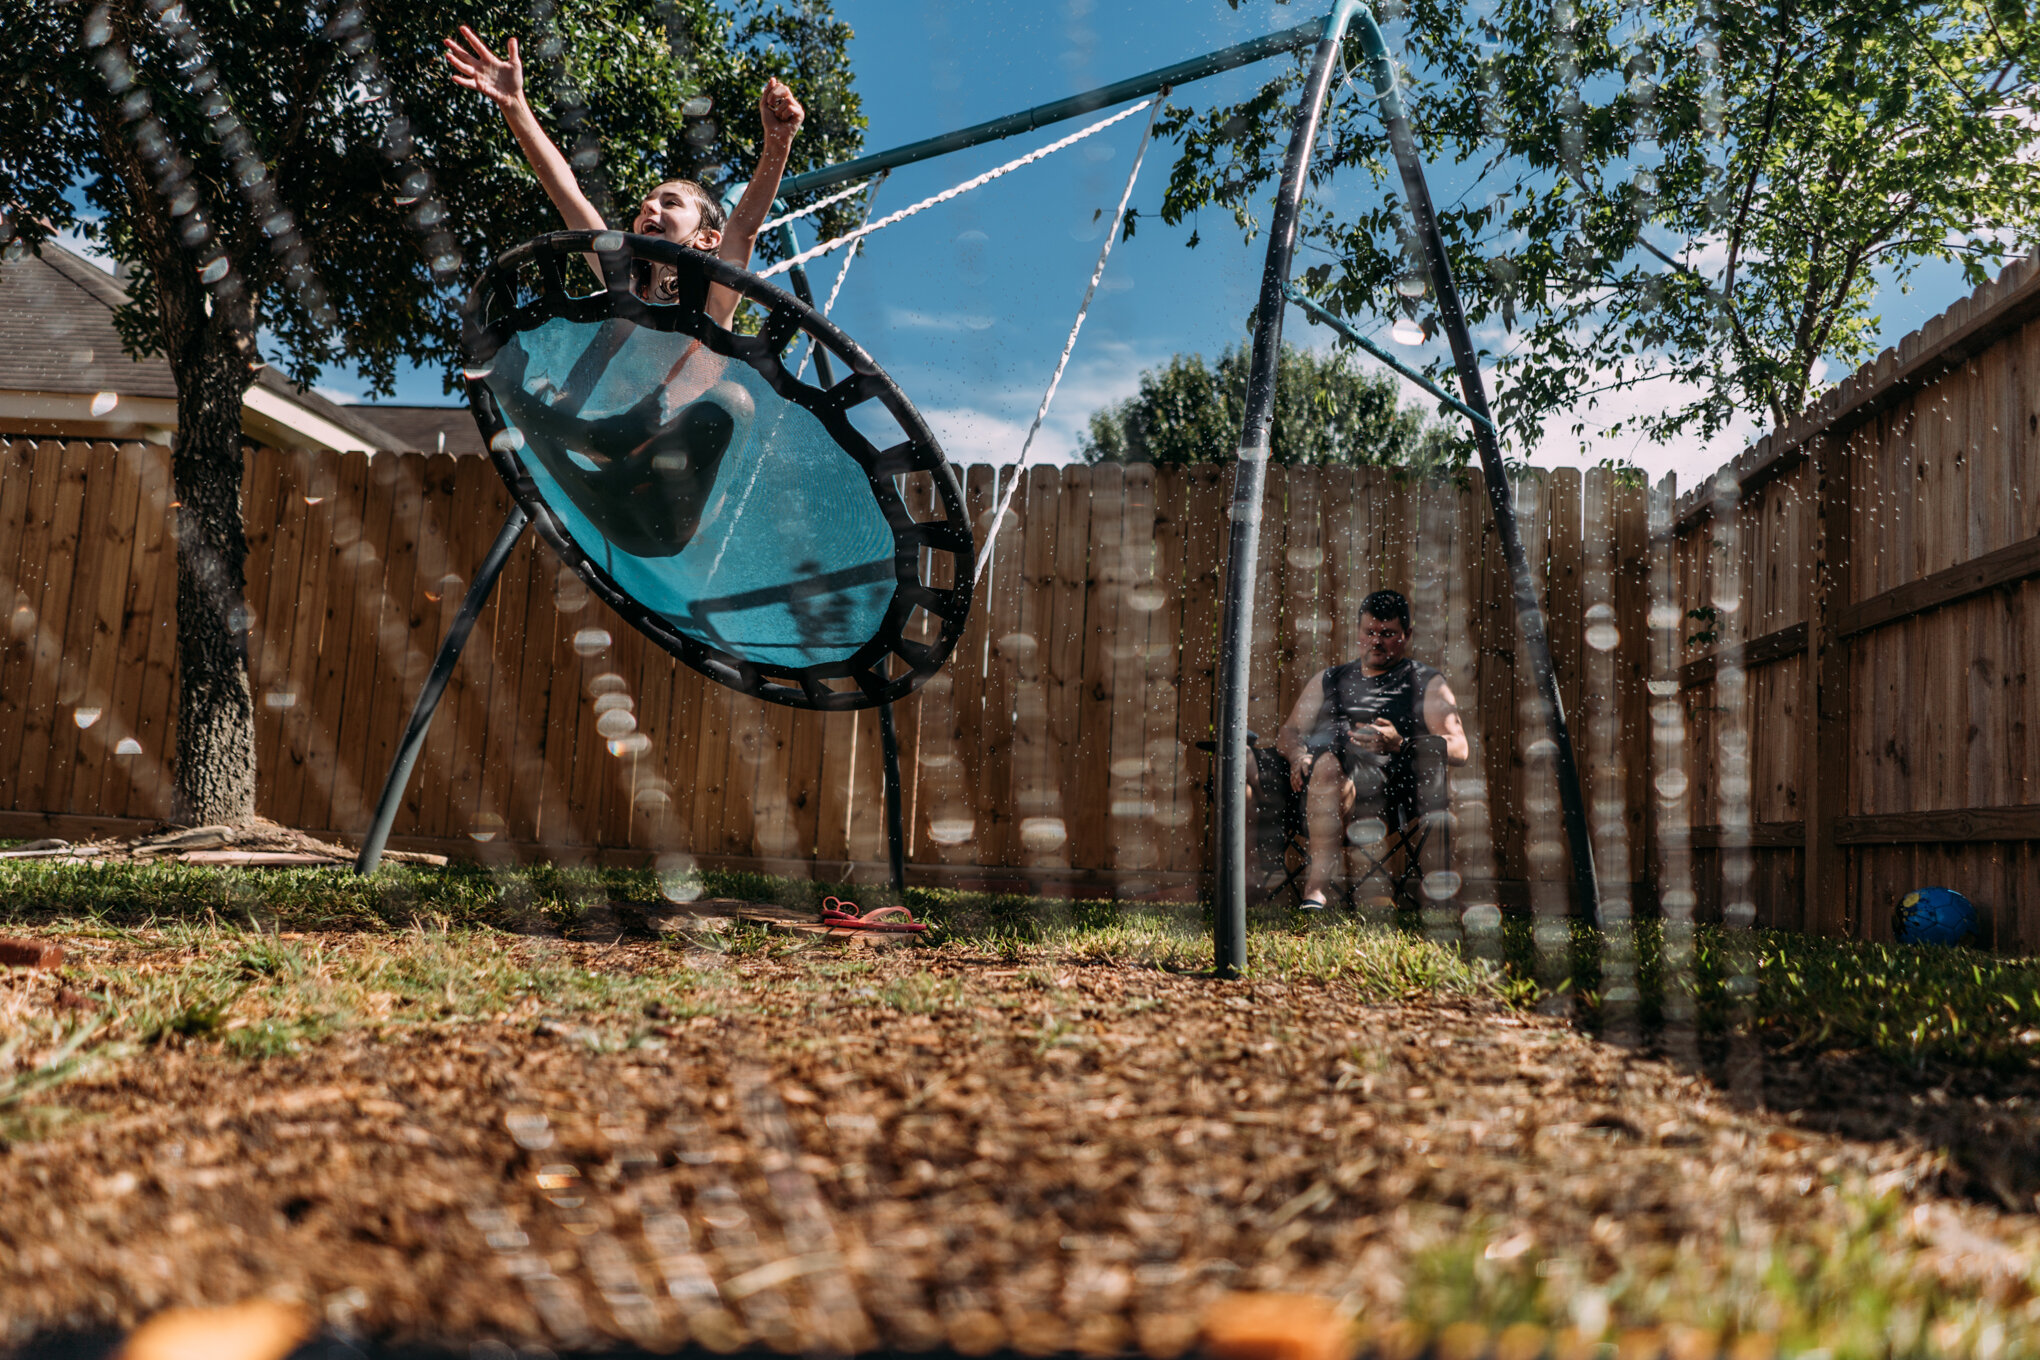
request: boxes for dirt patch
[2,949,2036,1355]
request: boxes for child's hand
[445,26,526,112]
[759,77,805,144]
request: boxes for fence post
[1804,431,1853,936]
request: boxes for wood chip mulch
[1,948,2035,1356]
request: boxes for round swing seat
[461,230,973,710]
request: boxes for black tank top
[1316,657,1440,752]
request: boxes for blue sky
[300,0,1980,491]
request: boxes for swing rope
[761,177,874,234]
[795,171,887,382]
[972,97,1161,586]
[760,99,1155,280]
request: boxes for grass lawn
[1,858,2037,1357]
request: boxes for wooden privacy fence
[1662,248,2040,951]
[0,438,1656,900]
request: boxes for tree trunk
[169,346,257,827]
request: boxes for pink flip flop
[819,896,930,934]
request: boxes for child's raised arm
[716,77,806,276]
[445,26,604,234]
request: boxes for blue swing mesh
[484,315,896,670]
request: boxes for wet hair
[1360,589,1412,633]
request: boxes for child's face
[634,183,722,251]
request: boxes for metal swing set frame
[353,5,1601,964]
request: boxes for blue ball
[1894,886,1978,947]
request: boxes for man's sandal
[820,896,930,934]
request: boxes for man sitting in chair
[1276,589,1470,911]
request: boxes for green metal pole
[1281,282,1494,434]
[777,19,1324,200]
[1214,0,1365,978]
[1343,10,1600,920]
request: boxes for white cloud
[887,307,998,333]
[53,227,114,273]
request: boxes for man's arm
[445,28,605,233]
[706,78,805,328]
[1276,671,1327,790]
[1423,676,1471,765]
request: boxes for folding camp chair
[1201,733,1450,913]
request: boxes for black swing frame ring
[459,230,974,712]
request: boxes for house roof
[0,239,177,400]
[355,404,487,456]
[0,237,405,452]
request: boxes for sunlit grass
[4,856,2037,1072]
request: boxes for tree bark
[169,344,258,826]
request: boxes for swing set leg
[354,505,530,875]
[878,700,907,895]
[782,246,908,897]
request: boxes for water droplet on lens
[89,391,118,416]
[633,787,671,812]
[1396,274,1428,299]
[682,95,713,117]
[504,1111,552,1149]
[1286,545,1325,570]
[596,708,636,739]
[928,817,975,845]
[1127,585,1167,612]
[1655,770,1689,799]
[1019,817,1066,850]
[1347,817,1387,846]
[592,231,624,252]
[607,732,651,757]
[198,257,229,283]
[572,627,611,656]
[264,690,297,709]
[72,707,102,729]
[658,852,702,902]
[1423,869,1463,901]
[592,693,633,717]
[489,427,525,453]
[115,737,143,756]
[469,811,505,843]
[461,363,493,382]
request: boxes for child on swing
[444,25,804,331]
